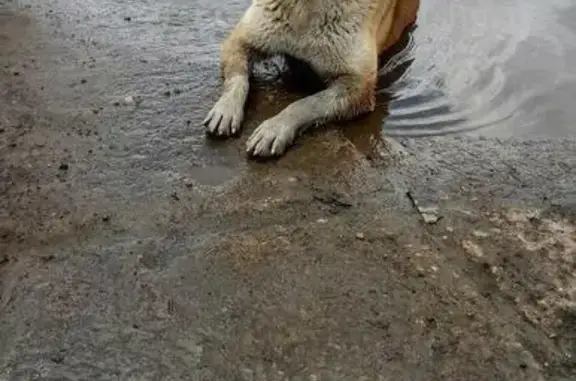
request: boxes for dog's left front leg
[246,71,376,157]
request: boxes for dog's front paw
[246,118,297,157]
[203,94,244,137]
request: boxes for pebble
[420,208,440,224]
[473,230,490,238]
[462,240,484,258]
[355,232,365,240]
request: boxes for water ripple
[381,0,576,138]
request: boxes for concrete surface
[1,0,575,380]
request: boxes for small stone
[462,240,484,258]
[316,218,328,224]
[473,230,490,238]
[183,178,194,188]
[420,207,440,224]
[355,232,365,240]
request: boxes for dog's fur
[203,0,420,157]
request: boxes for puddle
[382,0,576,138]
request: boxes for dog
[203,0,420,158]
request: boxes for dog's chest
[252,3,364,54]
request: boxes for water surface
[383,0,576,138]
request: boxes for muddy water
[384,0,576,138]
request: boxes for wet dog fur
[203,0,420,158]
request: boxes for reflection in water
[380,0,576,138]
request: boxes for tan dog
[203,0,420,158]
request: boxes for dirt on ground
[1,1,575,380]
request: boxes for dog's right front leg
[203,26,251,137]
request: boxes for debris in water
[406,191,441,224]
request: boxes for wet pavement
[1,0,576,380]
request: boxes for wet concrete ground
[1,0,576,380]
